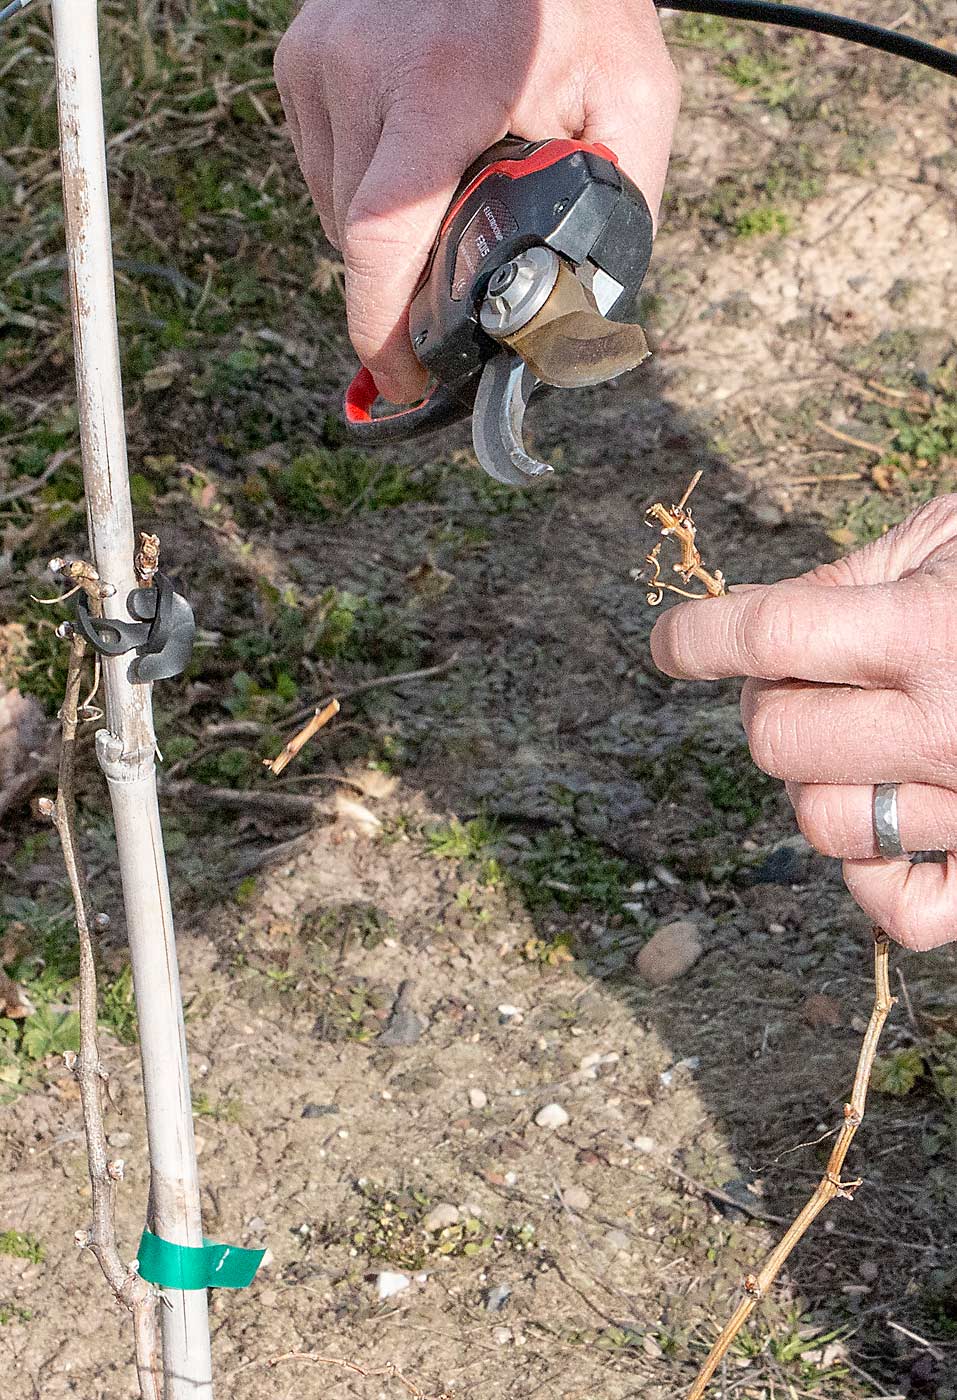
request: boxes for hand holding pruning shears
[274,0,680,406]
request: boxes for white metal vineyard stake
[50,0,214,1393]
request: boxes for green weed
[234,876,258,904]
[0,1231,44,1265]
[277,446,435,517]
[9,606,73,715]
[514,830,636,914]
[829,357,957,546]
[300,903,393,953]
[701,757,775,826]
[734,206,793,239]
[315,1183,547,1272]
[635,732,774,828]
[723,52,796,108]
[312,981,387,1044]
[344,1183,491,1270]
[192,1090,244,1123]
[0,1304,33,1325]
[425,817,499,861]
[519,931,576,968]
[99,965,138,1045]
[19,1005,80,1061]
[672,12,735,48]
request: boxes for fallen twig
[886,1319,945,1361]
[284,652,461,728]
[791,471,866,485]
[659,1163,788,1224]
[39,628,161,1400]
[264,697,339,776]
[227,1349,452,1398]
[160,779,334,818]
[813,419,887,455]
[685,931,895,1399]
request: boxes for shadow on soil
[5,347,956,1397]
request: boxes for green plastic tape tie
[136,1228,264,1290]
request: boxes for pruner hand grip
[342,366,477,445]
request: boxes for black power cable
[659,0,957,78]
[0,0,33,25]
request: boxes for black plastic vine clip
[73,571,195,683]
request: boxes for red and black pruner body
[343,136,654,450]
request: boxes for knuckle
[742,591,794,678]
[273,14,317,89]
[744,690,788,778]
[793,789,842,857]
[912,491,957,532]
[342,204,402,258]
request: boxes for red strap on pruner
[344,366,437,424]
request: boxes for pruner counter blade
[471,352,553,487]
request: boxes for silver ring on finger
[873,782,908,859]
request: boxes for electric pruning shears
[342,136,655,485]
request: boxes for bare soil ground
[2,3,957,1397]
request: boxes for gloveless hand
[274,0,680,404]
[651,495,957,951]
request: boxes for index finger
[649,577,930,687]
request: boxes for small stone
[422,1203,460,1233]
[715,1177,762,1222]
[631,1135,656,1154]
[744,835,811,887]
[378,981,426,1047]
[107,1131,132,1149]
[859,1259,879,1282]
[562,1186,591,1212]
[535,1103,569,1129]
[485,1283,511,1312]
[748,499,784,528]
[801,993,841,1029]
[245,1216,266,1234]
[659,1056,700,1087]
[193,1136,206,1158]
[468,1088,488,1110]
[652,864,681,888]
[636,920,702,986]
[605,1229,630,1252]
[301,1102,338,1118]
[493,1326,513,1345]
[497,1004,523,1023]
[377,1271,410,1300]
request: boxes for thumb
[341,118,493,405]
